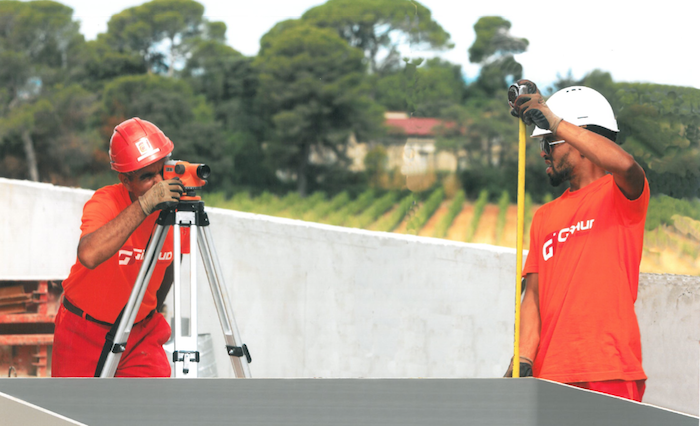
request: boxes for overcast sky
[60,0,700,90]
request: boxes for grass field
[204,190,700,276]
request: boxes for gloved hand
[138,178,184,216]
[511,93,563,135]
[508,79,540,110]
[504,356,534,378]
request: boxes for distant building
[345,112,461,174]
[311,112,463,175]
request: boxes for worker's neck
[568,165,606,192]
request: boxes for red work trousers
[52,304,172,377]
[569,380,646,402]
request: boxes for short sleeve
[522,207,542,277]
[613,176,650,226]
[80,189,121,237]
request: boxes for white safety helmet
[531,86,619,137]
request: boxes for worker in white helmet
[52,118,184,377]
[505,83,649,402]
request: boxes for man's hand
[138,178,184,216]
[504,356,534,378]
[511,93,563,135]
[508,79,539,109]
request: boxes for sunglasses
[539,136,565,155]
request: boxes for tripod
[97,200,252,378]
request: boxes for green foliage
[364,145,388,187]
[104,0,218,76]
[646,195,700,230]
[280,191,326,219]
[671,215,700,241]
[466,189,489,242]
[374,194,415,232]
[255,22,384,195]
[323,189,376,226]
[0,1,97,184]
[345,191,399,229]
[406,187,444,234]
[302,0,452,73]
[468,17,527,64]
[495,190,510,243]
[468,16,527,96]
[434,189,465,238]
[73,38,146,90]
[302,191,351,222]
[226,191,256,212]
[374,58,466,117]
[0,83,102,182]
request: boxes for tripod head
[164,160,211,200]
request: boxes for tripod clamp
[173,351,200,374]
[227,344,252,364]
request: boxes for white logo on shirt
[542,219,595,261]
[118,247,172,265]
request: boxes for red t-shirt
[523,174,649,383]
[62,184,174,324]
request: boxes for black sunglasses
[539,136,565,155]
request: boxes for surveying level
[96,191,252,378]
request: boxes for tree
[255,22,384,195]
[434,16,535,200]
[374,57,466,117]
[302,0,453,74]
[468,16,528,96]
[104,0,223,76]
[0,0,89,182]
[71,38,147,91]
[183,40,275,188]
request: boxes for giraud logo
[542,219,595,261]
[118,247,173,266]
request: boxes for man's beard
[548,152,573,187]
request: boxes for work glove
[504,356,534,378]
[511,93,563,136]
[508,79,539,114]
[508,79,540,109]
[138,178,184,216]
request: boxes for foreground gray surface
[0,378,696,426]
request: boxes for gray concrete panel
[0,378,696,426]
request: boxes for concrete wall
[1,178,698,415]
[0,179,92,280]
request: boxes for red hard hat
[109,117,174,173]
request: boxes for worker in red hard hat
[52,117,184,377]
[505,84,649,402]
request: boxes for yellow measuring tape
[513,119,527,378]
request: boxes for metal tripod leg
[99,221,170,378]
[198,220,252,378]
[172,209,199,377]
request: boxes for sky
[59,0,700,90]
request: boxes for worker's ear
[118,173,133,192]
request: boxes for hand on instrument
[508,79,540,111]
[138,178,184,215]
[511,93,563,135]
[504,356,534,378]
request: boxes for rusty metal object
[0,281,60,377]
